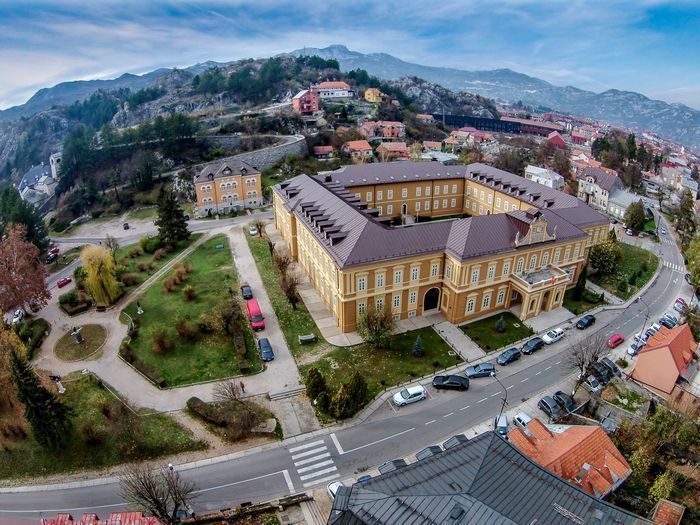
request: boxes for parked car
[590,362,612,384]
[583,374,602,394]
[327,481,344,499]
[521,337,544,355]
[673,301,686,313]
[664,312,679,324]
[497,347,521,366]
[513,411,533,430]
[240,284,253,300]
[183,214,190,221]
[45,252,58,264]
[576,314,596,329]
[685,273,693,285]
[356,475,372,483]
[465,362,496,378]
[493,414,508,436]
[659,317,676,329]
[553,390,576,413]
[538,396,565,420]
[660,227,667,235]
[627,341,645,356]
[600,357,622,379]
[258,338,274,361]
[432,375,470,391]
[48,246,60,256]
[626,228,635,236]
[123,222,130,230]
[633,331,649,344]
[393,385,427,407]
[542,328,565,345]
[676,297,687,306]
[606,333,625,348]
[56,277,72,288]
[248,224,258,236]
[246,299,265,330]
[644,328,657,340]
[11,309,24,325]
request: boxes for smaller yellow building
[364,88,383,103]
[193,160,262,217]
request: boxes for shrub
[129,247,144,258]
[183,285,196,301]
[140,236,163,254]
[175,317,198,341]
[162,277,175,293]
[197,312,216,333]
[136,261,148,271]
[153,248,167,261]
[628,273,637,286]
[617,279,628,293]
[306,368,327,401]
[80,422,106,446]
[616,358,629,368]
[184,262,193,273]
[73,266,85,281]
[120,273,140,286]
[59,290,79,306]
[119,341,134,362]
[150,327,173,354]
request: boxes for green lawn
[122,234,261,386]
[643,218,656,233]
[589,243,659,300]
[563,288,606,315]
[115,233,202,292]
[299,327,462,399]
[0,373,204,481]
[125,206,157,221]
[460,312,534,352]
[54,324,106,361]
[247,234,322,358]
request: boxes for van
[246,299,265,330]
[493,414,508,436]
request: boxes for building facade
[193,160,263,217]
[291,89,320,114]
[524,165,565,190]
[311,81,354,100]
[577,167,622,212]
[273,162,609,332]
[364,88,383,103]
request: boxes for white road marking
[535,371,542,376]
[282,469,296,494]
[443,412,454,418]
[459,405,470,411]
[521,378,529,383]
[196,470,293,494]
[330,433,344,455]
[296,459,335,474]
[300,466,337,481]
[291,446,327,461]
[477,398,487,403]
[289,440,324,453]
[303,473,339,488]
[294,452,330,467]
[555,360,562,364]
[490,392,500,397]
[506,385,514,390]
[545,366,552,371]
[425,419,436,425]
[342,427,416,455]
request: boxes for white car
[11,309,24,325]
[393,385,426,407]
[327,480,344,499]
[513,411,533,430]
[627,341,645,356]
[248,224,258,236]
[633,331,649,343]
[542,328,565,345]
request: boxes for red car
[606,333,625,348]
[675,297,687,306]
[48,246,60,255]
[56,277,72,288]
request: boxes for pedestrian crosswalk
[661,237,676,246]
[289,439,339,488]
[664,261,685,272]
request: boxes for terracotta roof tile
[651,499,685,525]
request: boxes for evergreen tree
[676,189,696,246]
[10,351,73,449]
[305,367,327,401]
[573,265,587,301]
[345,371,368,414]
[0,187,48,251]
[154,187,190,245]
[412,335,425,356]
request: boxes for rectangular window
[434,199,439,210]
[442,199,448,209]
[496,197,501,207]
[425,200,430,210]
[387,190,394,199]
[503,261,510,275]
[387,204,393,214]
[466,187,471,196]
[357,276,366,292]
[415,201,421,212]
[358,301,366,315]
[529,255,537,270]
[574,245,580,259]
[394,270,403,284]
[425,186,431,196]
[482,293,491,310]
[377,205,383,215]
[409,291,417,304]
[554,249,560,264]
[471,268,479,283]
[393,294,401,308]
[416,187,422,197]
[565,247,571,260]
[366,192,372,202]
[402,188,408,198]
[443,184,449,194]
[446,265,452,279]
[488,194,493,204]
[497,290,505,305]
[452,184,457,194]
[435,186,440,196]
[504,202,509,211]
[480,190,485,200]
[355,193,360,199]
[479,205,484,215]
[376,273,385,288]
[487,265,495,280]
[431,263,439,277]
[376,297,384,310]
[466,298,475,313]
[451,198,456,208]
[377,190,383,201]
[411,267,419,281]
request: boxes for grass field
[246,233,322,358]
[122,234,261,386]
[0,373,204,481]
[299,327,461,399]
[54,324,106,361]
[563,289,606,315]
[460,312,534,352]
[125,206,157,221]
[589,243,658,300]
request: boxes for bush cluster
[305,368,368,420]
[186,396,259,442]
[175,317,198,341]
[150,326,173,354]
[120,272,140,286]
[139,236,163,254]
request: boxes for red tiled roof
[508,419,631,497]
[423,141,442,149]
[343,140,372,152]
[316,81,351,90]
[314,145,333,154]
[651,499,685,525]
[377,142,408,152]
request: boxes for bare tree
[119,464,196,524]
[252,219,266,238]
[272,247,292,274]
[280,269,301,310]
[105,234,120,256]
[568,332,607,394]
[267,238,276,255]
[213,379,243,404]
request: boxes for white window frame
[466,298,476,313]
[401,188,408,198]
[376,273,385,288]
[387,204,393,214]
[416,186,422,197]
[357,276,366,292]
[387,189,394,199]
[431,263,439,277]
[516,257,524,272]
[503,261,510,276]
[487,264,495,280]
[471,268,479,283]
[409,291,417,304]
[394,269,403,284]
[358,301,366,315]
[376,190,383,201]
[482,293,491,310]
[497,290,505,305]
[529,255,537,270]
[452,184,457,194]
[451,198,456,208]
[366,192,372,202]
[411,267,419,281]
[376,297,384,310]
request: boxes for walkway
[585,280,624,305]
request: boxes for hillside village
[1,50,700,525]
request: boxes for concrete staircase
[300,499,327,525]
[269,386,306,401]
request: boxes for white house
[524,165,565,190]
[311,81,355,100]
[577,167,622,212]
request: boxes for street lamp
[490,371,508,423]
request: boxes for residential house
[358,120,406,141]
[291,89,320,114]
[443,136,460,152]
[650,500,686,525]
[508,418,632,498]
[49,151,62,179]
[660,162,686,190]
[376,141,409,160]
[364,87,383,103]
[420,151,459,164]
[422,140,442,152]
[547,131,567,149]
[681,176,698,198]
[273,161,609,332]
[17,162,56,209]
[313,145,334,160]
[42,513,163,525]
[571,131,587,145]
[630,324,699,400]
[577,167,622,212]
[193,160,262,217]
[607,188,640,220]
[311,81,354,100]
[342,140,374,162]
[524,165,565,190]
[415,113,434,123]
[327,431,651,524]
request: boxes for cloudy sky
[1,0,699,109]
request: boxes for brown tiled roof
[508,419,631,498]
[314,145,333,154]
[651,499,685,525]
[582,167,620,192]
[194,159,259,183]
[377,142,408,152]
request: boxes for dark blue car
[497,347,521,366]
[258,337,274,361]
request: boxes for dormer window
[207,173,214,180]
[241,167,248,174]
[223,168,232,175]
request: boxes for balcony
[511,265,570,292]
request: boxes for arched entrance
[423,288,440,311]
[542,290,551,312]
[401,203,408,215]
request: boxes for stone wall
[203,134,242,150]
[231,134,308,171]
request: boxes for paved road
[0,214,690,517]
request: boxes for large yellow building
[193,160,263,217]
[273,162,609,333]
